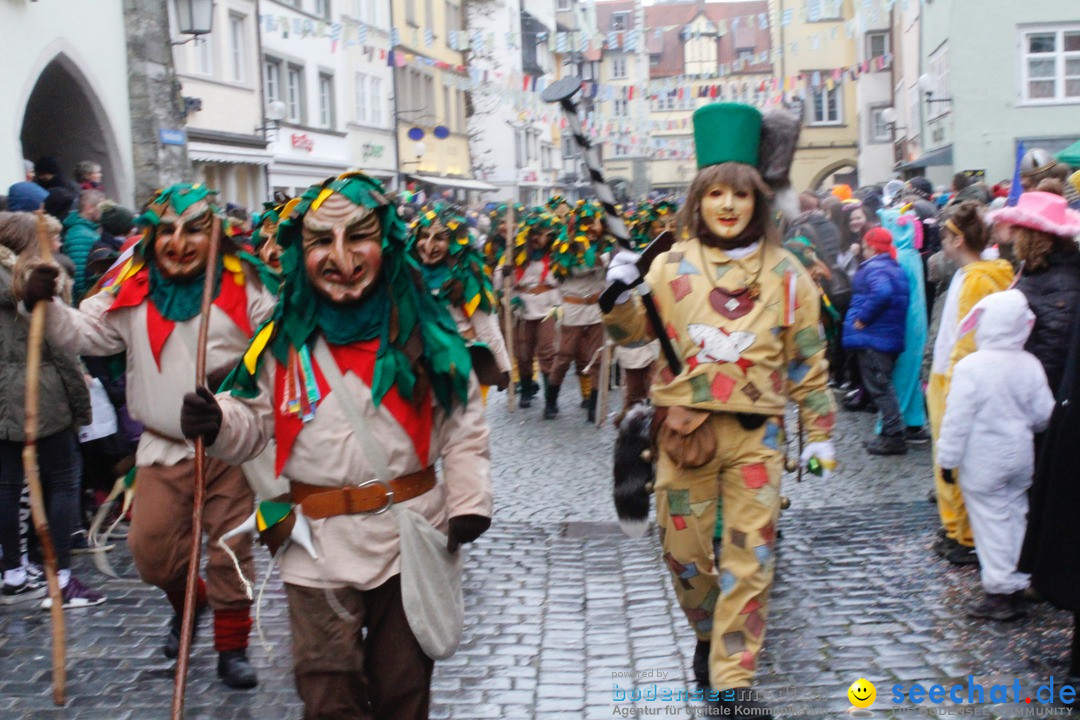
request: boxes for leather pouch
[657,406,716,468]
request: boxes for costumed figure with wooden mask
[602,104,836,717]
[179,173,493,720]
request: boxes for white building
[467,0,561,205]
[854,4,896,186]
[1,0,135,203]
[260,0,352,197]
[171,0,271,210]
[342,0,398,188]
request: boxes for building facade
[918,0,1080,187]
[172,0,269,210]
[853,3,895,186]
[769,0,858,191]
[260,0,351,198]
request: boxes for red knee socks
[213,608,252,652]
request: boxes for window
[318,73,334,128]
[406,0,416,25]
[195,35,213,75]
[424,0,433,32]
[556,0,570,11]
[1021,26,1080,103]
[314,0,329,19]
[867,31,890,63]
[611,12,629,32]
[370,77,383,126]
[457,88,467,132]
[808,82,842,125]
[869,106,891,143]
[541,143,553,170]
[562,135,575,159]
[737,48,754,63]
[613,98,628,117]
[265,57,283,103]
[611,56,627,79]
[354,72,368,123]
[443,85,452,127]
[229,14,246,83]
[515,128,526,168]
[445,1,460,40]
[927,45,951,118]
[286,64,305,123]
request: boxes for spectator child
[937,290,1054,620]
[842,227,910,455]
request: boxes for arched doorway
[20,55,123,200]
[809,159,859,191]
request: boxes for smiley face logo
[848,678,876,709]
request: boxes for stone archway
[20,54,123,200]
[809,159,859,191]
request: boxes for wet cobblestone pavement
[1,391,1075,719]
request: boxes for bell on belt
[784,457,798,473]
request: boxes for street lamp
[256,100,288,140]
[918,73,952,106]
[176,0,214,36]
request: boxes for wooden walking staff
[503,203,517,412]
[171,215,223,720]
[541,77,682,376]
[23,211,67,706]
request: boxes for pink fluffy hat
[987,191,1080,238]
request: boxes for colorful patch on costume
[691,500,715,518]
[664,552,685,575]
[787,360,810,383]
[712,373,736,402]
[741,463,769,489]
[719,570,737,595]
[667,488,691,516]
[813,411,836,431]
[754,544,773,566]
[741,380,763,403]
[688,324,755,366]
[606,324,630,342]
[690,373,713,404]
[804,390,833,415]
[679,562,700,581]
[722,631,747,655]
[769,370,783,394]
[795,326,825,359]
[677,259,701,276]
[739,651,757,670]
[702,587,719,615]
[659,366,676,385]
[744,611,765,639]
[740,598,763,615]
[754,485,778,508]
[762,422,780,450]
[671,515,687,531]
[715,264,734,281]
[770,257,796,278]
[730,529,747,548]
[670,275,693,302]
[667,251,684,264]
[759,522,776,548]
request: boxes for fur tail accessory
[613,403,656,538]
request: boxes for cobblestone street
[1,391,1075,719]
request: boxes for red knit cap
[863,227,896,260]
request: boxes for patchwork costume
[204,174,492,720]
[36,184,275,686]
[549,201,610,420]
[603,104,835,695]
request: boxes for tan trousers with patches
[654,412,783,690]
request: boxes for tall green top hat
[693,103,763,170]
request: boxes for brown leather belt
[522,285,555,294]
[562,293,600,305]
[290,465,436,519]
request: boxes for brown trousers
[286,577,435,720]
[127,457,254,610]
[623,365,654,409]
[550,322,604,386]
[515,316,558,377]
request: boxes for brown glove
[447,514,491,553]
[180,386,222,446]
[22,264,59,312]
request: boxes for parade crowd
[2,100,1080,719]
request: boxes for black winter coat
[1017,252,1080,396]
[1020,299,1080,611]
[785,211,842,268]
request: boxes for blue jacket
[842,253,909,354]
